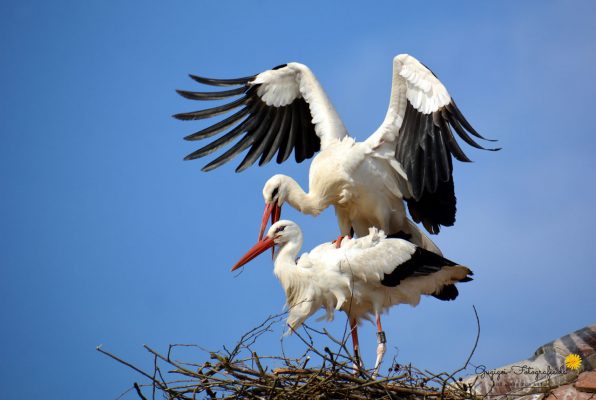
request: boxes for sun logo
[565,353,582,371]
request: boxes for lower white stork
[231,220,473,377]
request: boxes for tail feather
[432,284,459,301]
[381,247,457,287]
[432,266,473,301]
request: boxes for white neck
[272,232,303,287]
[280,175,327,216]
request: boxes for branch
[99,311,477,400]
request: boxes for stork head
[259,175,289,240]
[232,220,302,271]
[266,220,301,245]
[263,174,289,204]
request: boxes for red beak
[231,237,275,272]
[258,202,282,241]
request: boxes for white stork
[175,55,498,252]
[231,220,473,377]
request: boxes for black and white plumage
[174,63,331,171]
[175,55,498,244]
[231,220,473,376]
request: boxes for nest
[99,312,479,400]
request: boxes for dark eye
[275,225,286,233]
[271,187,279,199]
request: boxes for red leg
[350,318,360,357]
[349,318,362,373]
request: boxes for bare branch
[100,311,479,399]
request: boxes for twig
[133,383,148,400]
[441,305,481,398]
[100,312,477,400]
[96,345,165,390]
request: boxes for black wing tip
[189,74,213,85]
[471,145,502,152]
[200,158,224,171]
[172,96,252,122]
[188,73,255,87]
[202,156,232,172]
[464,145,502,154]
[183,153,199,161]
[235,163,250,173]
[188,74,210,84]
[175,89,208,100]
[176,87,249,101]
[405,178,456,233]
[184,147,214,161]
[447,100,499,143]
[173,112,193,121]
[173,110,218,121]
[177,69,320,173]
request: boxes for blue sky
[1,1,595,398]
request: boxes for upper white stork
[231,219,473,377]
[175,55,498,252]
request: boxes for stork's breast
[309,149,355,203]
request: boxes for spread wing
[366,54,499,234]
[174,63,348,172]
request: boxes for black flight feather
[183,102,261,160]
[175,86,248,101]
[275,105,294,164]
[176,66,321,171]
[189,74,255,87]
[381,247,472,302]
[258,108,285,166]
[183,107,251,141]
[259,107,289,166]
[235,107,275,172]
[173,94,252,121]
[395,90,502,233]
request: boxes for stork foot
[333,235,352,248]
[372,331,387,379]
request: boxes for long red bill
[258,202,282,241]
[231,237,275,272]
[259,203,274,241]
[273,202,281,225]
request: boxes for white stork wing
[366,54,499,234]
[336,228,417,284]
[174,63,348,172]
[337,228,473,299]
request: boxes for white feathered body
[281,136,441,254]
[272,227,469,331]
